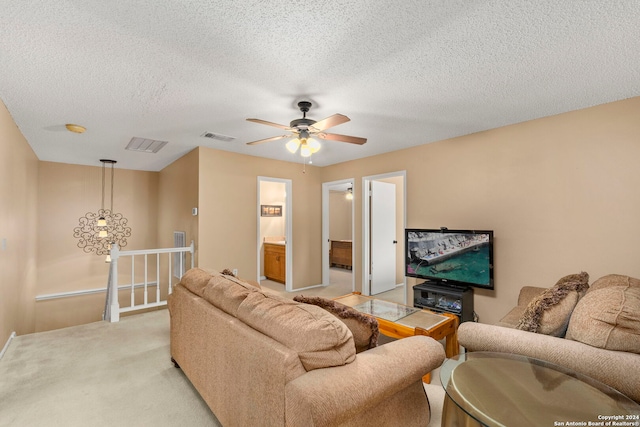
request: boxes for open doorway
[362,171,406,304]
[321,179,355,295]
[257,177,293,291]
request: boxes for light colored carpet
[0,308,446,427]
[0,310,220,427]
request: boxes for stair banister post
[190,240,195,269]
[110,244,120,322]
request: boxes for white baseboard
[1,331,16,360]
[292,283,324,292]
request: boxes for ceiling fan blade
[317,132,367,145]
[246,135,290,145]
[246,118,292,131]
[309,114,350,132]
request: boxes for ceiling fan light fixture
[300,141,312,158]
[307,138,321,153]
[286,138,301,153]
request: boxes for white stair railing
[104,241,195,322]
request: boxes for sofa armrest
[285,335,445,426]
[458,322,640,403]
[517,286,547,306]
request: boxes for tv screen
[405,228,494,290]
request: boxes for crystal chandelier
[73,159,132,261]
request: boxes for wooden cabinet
[330,240,352,269]
[264,243,286,283]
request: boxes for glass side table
[440,352,640,427]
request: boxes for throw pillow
[516,272,589,336]
[293,295,379,353]
[566,280,640,353]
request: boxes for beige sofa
[458,273,640,403]
[168,268,446,426]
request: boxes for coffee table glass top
[334,293,449,329]
[440,352,640,427]
[352,298,419,322]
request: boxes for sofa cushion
[566,282,640,353]
[516,272,589,336]
[588,274,640,293]
[202,274,259,317]
[179,267,218,297]
[293,295,379,353]
[238,292,356,371]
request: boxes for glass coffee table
[440,352,640,427]
[333,292,459,357]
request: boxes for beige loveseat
[168,268,446,426]
[458,273,640,403]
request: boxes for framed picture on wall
[261,205,282,217]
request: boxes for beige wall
[0,100,38,345]
[329,190,352,241]
[322,97,640,324]
[157,148,199,264]
[197,147,323,288]
[4,96,640,335]
[36,162,159,331]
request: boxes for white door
[370,180,396,295]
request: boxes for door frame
[321,178,355,290]
[362,171,406,301]
[257,176,293,291]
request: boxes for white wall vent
[173,231,187,279]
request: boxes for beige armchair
[458,274,640,403]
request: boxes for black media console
[413,282,474,323]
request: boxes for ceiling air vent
[201,131,236,142]
[125,137,169,153]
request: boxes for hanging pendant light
[73,159,132,261]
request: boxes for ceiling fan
[246,101,367,157]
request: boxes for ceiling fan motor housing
[290,118,316,129]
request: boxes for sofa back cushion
[179,267,218,297]
[588,274,640,292]
[202,274,259,317]
[237,292,356,371]
[566,277,640,353]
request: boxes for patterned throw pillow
[516,272,589,336]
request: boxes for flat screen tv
[405,228,494,290]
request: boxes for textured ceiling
[1,1,639,171]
